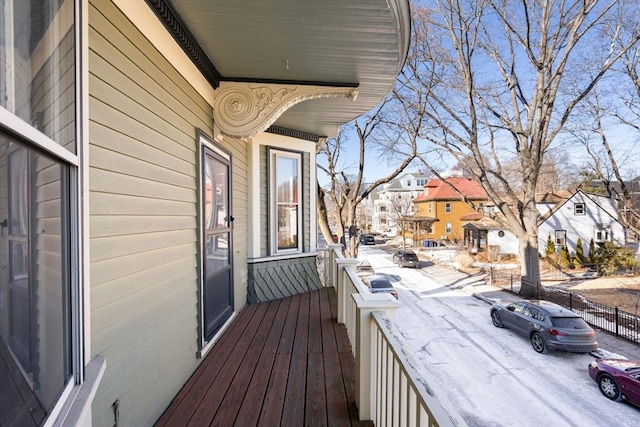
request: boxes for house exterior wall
[414,200,479,241]
[88,2,247,425]
[488,229,519,255]
[537,191,625,257]
[369,172,430,235]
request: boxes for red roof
[460,212,484,221]
[420,177,487,200]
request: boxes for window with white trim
[445,202,452,213]
[270,149,302,254]
[595,229,610,242]
[574,203,585,215]
[1,1,80,424]
[445,222,452,234]
[555,230,566,246]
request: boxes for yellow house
[412,177,490,243]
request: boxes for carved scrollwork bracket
[212,82,358,140]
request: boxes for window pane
[1,0,76,153]
[0,135,71,423]
[276,156,298,204]
[205,233,229,273]
[204,154,229,230]
[277,204,298,249]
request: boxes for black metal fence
[541,288,640,345]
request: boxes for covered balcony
[155,246,463,426]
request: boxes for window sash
[270,149,302,254]
[1,134,73,422]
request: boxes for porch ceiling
[164,0,411,138]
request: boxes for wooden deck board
[320,289,352,427]
[186,301,278,426]
[154,288,368,426]
[155,303,262,427]
[306,352,328,426]
[233,298,290,427]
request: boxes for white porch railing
[319,244,466,427]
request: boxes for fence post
[352,293,401,421]
[335,259,359,324]
[615,307,619,337]
[569,292,573,311]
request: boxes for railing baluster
[327,245,466,426]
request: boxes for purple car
[588,359,640,406]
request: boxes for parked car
[392,250,419,268]
[381,230,394,238]
[366,275,398,299]
[490,300,598,354]
[588,359,640,406]
[363,234,375,245]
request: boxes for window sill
[51,356,106,427]
[249,251,319,263]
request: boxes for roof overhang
[144,0,411,139]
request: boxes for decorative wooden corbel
[212,82,358,139]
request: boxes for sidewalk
[459,280,640,361]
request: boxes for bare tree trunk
[519,239,542,298]
[317,182,334,246]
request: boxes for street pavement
[456,279,640,361]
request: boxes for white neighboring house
[462,215,520,255]
[537,190,627,257]
[369,171,431,236]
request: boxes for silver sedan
[490,300,598,354]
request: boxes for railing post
[335,259,359,324]
[327,244,343,288]
[353,293,401,421]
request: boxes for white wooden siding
[537,191,625,256]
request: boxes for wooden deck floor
[155,288,371,427]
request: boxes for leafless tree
[387,194,415,250]
[576,90,640,239]
[317,98,419,257]
[397,0,640,296]
[574,4,640,240]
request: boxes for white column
[353,293,401,421]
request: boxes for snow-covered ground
[358,245,640,426]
